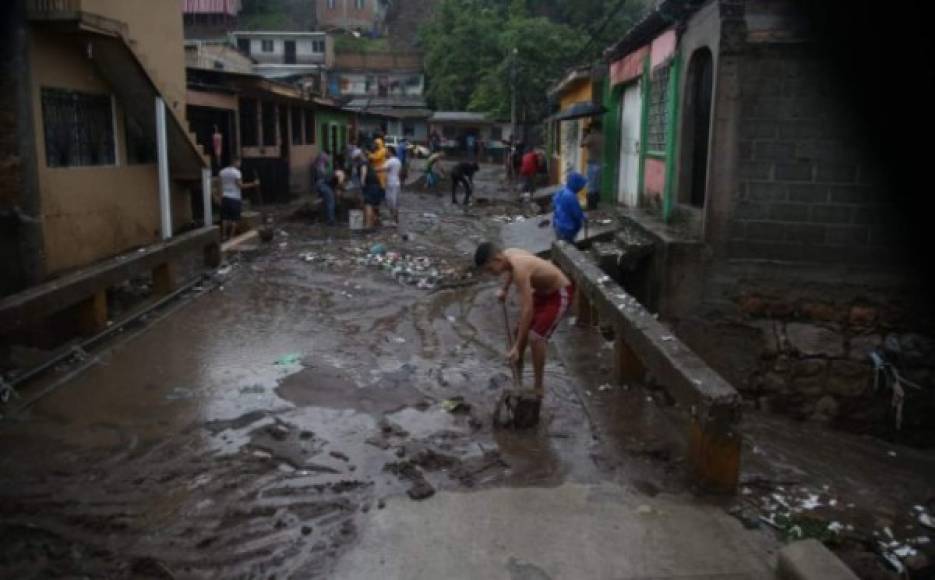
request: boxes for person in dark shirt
[450,161,480,205]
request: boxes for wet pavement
[0,164,931,579]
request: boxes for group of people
[311,132,409,229]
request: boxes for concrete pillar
[574,290,592,327]
[152,262,177,296]
[688,403,742,494]
[155,97,171,240]
[201,167,213,227]
[613,333,645,384]
[77,290,108,335]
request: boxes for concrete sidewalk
[332,482,776,579]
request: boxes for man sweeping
[474,242,575,425]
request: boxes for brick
[733,201,770,220]
[775,162,814,181]
[810,205,853,224]
[755,141,795,161]
[828,185,876,204]
[784,224,825,244]
[769,203,810,221]
[825,225,869,245]
[868,225,903,246]
[740,120,779,139]
[748,181,787,201]
[852,206,893,225]
[728,220,746,240]
[778,120,824,139]
[787,184,828,203]
[747,221,786,241]
[815,163,858,183]
[739,162,771,180]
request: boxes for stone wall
[677,278,935,446]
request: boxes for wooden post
[152,262,177,296]
[688,405,742,494]
[613,333,645,384]
[77,290,108,335]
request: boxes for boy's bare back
[503,249,571,295]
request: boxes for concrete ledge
[552,240,742,492]
[778,540,859,580]
[0,226,220,332]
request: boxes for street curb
[777,539,859,580]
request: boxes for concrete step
[777,540,860,580]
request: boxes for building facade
[1,0,207,296]
[230,31,334,81]
[315,0,387,34]
[590,0,934,438]
[182,0,241,38]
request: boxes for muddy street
[0,167,623,578]
[1,166,932,580]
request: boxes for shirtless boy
[474,242,575,398]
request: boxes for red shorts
[528,284,574,341]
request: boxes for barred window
[41,88,115,168]
[646,64,671,154]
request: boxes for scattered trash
[597,219,613,225]
[217,265,232,276]
[887,451,897,457]
[636,505,654,515]
[597,275,611,284]
[598,383,613,392]
[920,512,935,530]
[389,336,407,344]
[370,243,386,255]
[441,397,472,414]
[660,335,674,342]
[275,353,302,366]
[446,315,456,323]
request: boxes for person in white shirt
[218,158,260,240]
[384,147,403,226]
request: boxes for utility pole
[510,47,518,144]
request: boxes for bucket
[348,209,364,230]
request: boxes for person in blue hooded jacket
[553,171,587,243]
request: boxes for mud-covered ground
[0,164,932,579]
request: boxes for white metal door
[617,81,642,206]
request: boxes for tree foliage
[419,0,646,120]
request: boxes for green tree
[420,0,646,120]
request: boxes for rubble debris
[407,479,435,501]
[441,396,472,414]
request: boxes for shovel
[492,302,542,429]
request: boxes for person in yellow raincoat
[368,133,388,188]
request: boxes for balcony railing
[26,0,83,18]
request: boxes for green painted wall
[602,76,622,205]
[317,108,351,154]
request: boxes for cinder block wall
[727,44,902,266]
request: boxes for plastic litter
[275,354,302,366]
[920,512,935,529]
[441,397,471,414]
[370,243,387,255]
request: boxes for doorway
[617,81,642,207]
[685,48,713,208]
[284,40,297,65]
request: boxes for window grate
[41,88,115,168]
[646,64,670,154]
